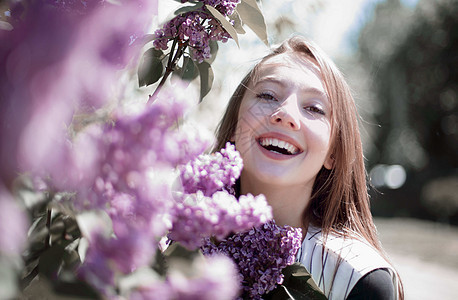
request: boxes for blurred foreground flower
[129,255,240,300]
[70,91,212,296]
[0,0,155,185]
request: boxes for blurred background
[182,0,458,298]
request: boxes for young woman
[213,36,403,299]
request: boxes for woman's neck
[240,175,312,230]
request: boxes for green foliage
[173,1,204,16]
[236,0,268,45]
[197,61,214,101]
[229,10,246,34]
[138,48,165,87]
[173,56,198,81]
[206,4,240,47]
[265,263,327,300]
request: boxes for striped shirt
[295,226,398,300]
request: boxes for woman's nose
[269,99,300,130]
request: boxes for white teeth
[259,138,299,155]
[289,144,296,154]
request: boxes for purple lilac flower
[201,220,303,299]
[152,0,237,63]
[130,255,240,300]
[169,191,272,250]
[79,225,157,294]
[65,90,209,207]
[180,142,242,196]
[75,92,211,295]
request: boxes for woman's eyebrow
[254,76,328,99]
[303,87,328,100]
[253,76,285,88]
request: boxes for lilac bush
[202,221,303,299]
[0,0,298,299]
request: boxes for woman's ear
[324,153,334,170]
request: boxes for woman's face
[233,53,333,191]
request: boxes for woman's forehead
[259,52,321,75]
[252,53,326,94]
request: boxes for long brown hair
[214,36,403,299]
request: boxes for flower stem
[148,39,188,103]
[45,208,52,248]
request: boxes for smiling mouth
[258,137,301,155]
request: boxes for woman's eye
[256,92,278,102]
[304,106,325,115]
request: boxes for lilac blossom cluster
[168,191,272,249]
[152,0,239,62]
[70,93,211,293]
[130,255,240,300]
[201,221,303,299]
[180,142,243,196]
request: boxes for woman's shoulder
[346,268,395,300]
[296,227,396,300]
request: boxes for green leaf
[265,263,327,300]
[53,279,101,299]
[62,248,81,270]
[205,5,239,47]
[237,0,269,45]
[204,40,219,64]
[138,48,165,87]
[182,56,199,81]
[229,10,246,34]
[163,242,201,260]
[152,248,168,276]
[174,1,204,16]
[197,61,214,101]
[38,244,67,279]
